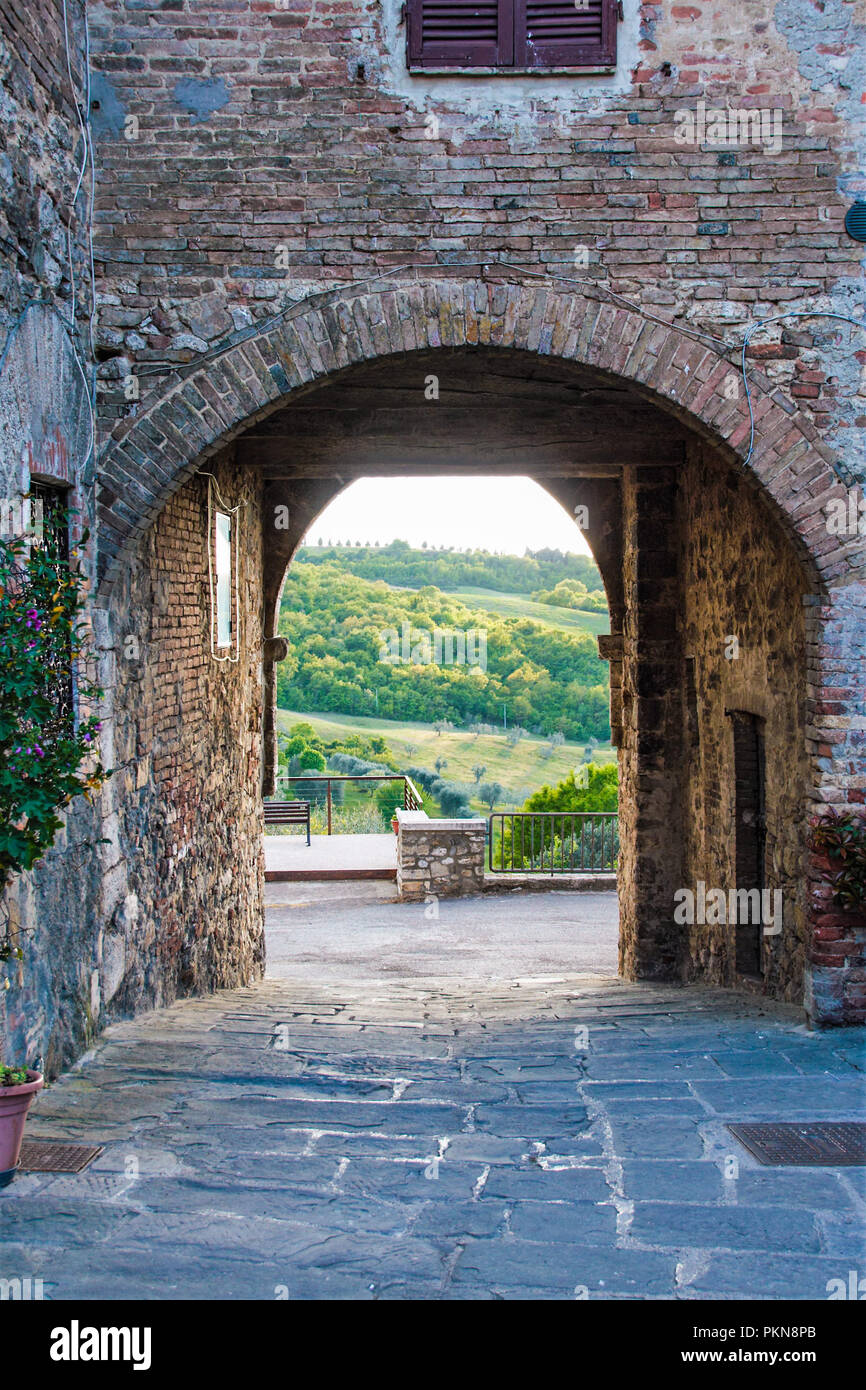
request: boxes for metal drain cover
[17,1140,104,1174]
[727,1122,866,1166]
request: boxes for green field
[278,707,614,813]
[447,587,610,638]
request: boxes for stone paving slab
[1,967,865,1301]
[264,834,397,874]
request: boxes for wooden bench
[263,800,311,845]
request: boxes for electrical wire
[62,0,90,331]
[740,310,865,469]
[132,257,733,381]
[0,3,97,472]
[0,299,95,472]
[127,259,864,474]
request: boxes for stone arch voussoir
[96,278,863,601]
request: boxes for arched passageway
[94,278,865,1025]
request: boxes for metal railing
[488,811,619,874]
[271,774,423,835]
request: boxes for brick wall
[87,0,864,454]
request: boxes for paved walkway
[265,883,619,985]
[265,833,396,875]
[3,890,865,1301]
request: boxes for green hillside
[278,708,614,812]
[448,587,610,638]
[277,561,611,741]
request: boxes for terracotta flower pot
[391,816,400,835]
[0,1071,43,1189]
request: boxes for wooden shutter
[407,0,514,69]
[515,0,617,67]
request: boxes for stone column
[618,465,685,982]
[262,636,288,797]
[542,477,624,746]
[804,581,866,1025]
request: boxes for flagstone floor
[2,889,864,1301]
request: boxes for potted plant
[0,517,108,1181]
[0,1064,43,1188]
[391,807,401,835]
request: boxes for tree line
[296,539,606,603]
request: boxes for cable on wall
[0,3,98,472]
[123,260,864,474]
[132,257,733,382]
[740,310,866,469]
[61,0,97,432]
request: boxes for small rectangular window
[407,0,618,72]
[214,510,233,649]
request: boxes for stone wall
[2,0,864,1065]
[0,0,90,342]
[1,453,266,1074]
[397,812,487,901]
[617,464,685,983]
[0,0,102,1071]
[680,443,810,1004]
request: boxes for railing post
[327,779,332,836]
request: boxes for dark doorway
[731,711,766,977]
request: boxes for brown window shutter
[514,0,618,67]
[407,0,514,69]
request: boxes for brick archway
[98,276,866,1024]
[97,276,861,598]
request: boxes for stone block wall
[397,812,487,901]
[0,0,90,345]
[680,443,810,1004]
[1,452,266,1074]
[0,0,103,1071]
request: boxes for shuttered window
[407,0,618,71]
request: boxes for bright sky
[302,477,592,557]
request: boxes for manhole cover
[17,1141,104,1174]
[727,1122,866,1166]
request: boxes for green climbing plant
[0,524,108,963]
[810,808,866,914]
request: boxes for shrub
[0,1065,29,1087]
[433,779,474,818]
[810,809,866,914]
[0,527,108,962]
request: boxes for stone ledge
[484,874,618,894]
[396,810,486,831]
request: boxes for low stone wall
[396,812,487,901]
